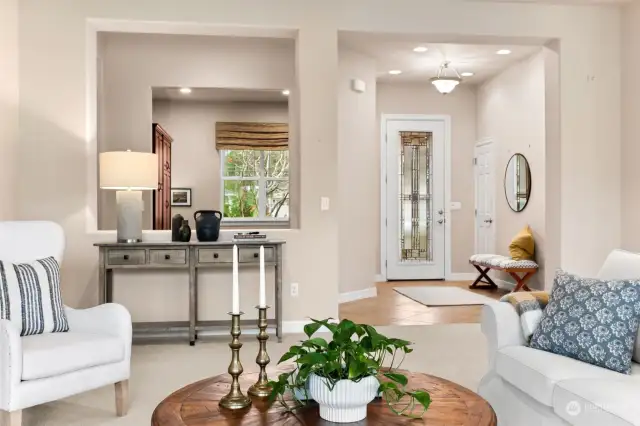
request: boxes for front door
[385,118,446,280]
[474,140,495,254]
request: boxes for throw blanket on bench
[500,291,550,342]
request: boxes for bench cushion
[470,254,538,269]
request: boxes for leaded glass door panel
[385,118,446,280]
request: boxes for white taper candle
[259,245,266,307]
[232,244,239,314]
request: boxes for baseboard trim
[374,274,386,282]
[447,272,477,281]
[338,287,378,304]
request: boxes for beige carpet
[25,324,487,425]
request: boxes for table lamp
[99,150,158,243]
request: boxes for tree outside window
[222,150,289,220]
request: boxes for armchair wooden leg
[115,380,129,417]
[1,410,22,426]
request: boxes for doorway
[474,139,495,254]
[382,115,450,280]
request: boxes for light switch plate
[450,201,462,210]
[351,78,366,93]
[321,197,330,211]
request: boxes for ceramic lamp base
[116,190,143,243]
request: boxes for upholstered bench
[469,254,538,292]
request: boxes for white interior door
[474,141,495,254]
[385,118,446,280]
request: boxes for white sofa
[0,221,132,426]
[479,249,640,426]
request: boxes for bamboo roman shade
[215,122,289,151]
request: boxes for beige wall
[151,100,289,223]
[622,2,640,252]
[0,0,18,220]
[377,83,477,275]
[15,0,621,323]
[338,49,378,294]
[98,32,295,230]
[477,50,547,289]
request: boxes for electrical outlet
[290,282,299,297]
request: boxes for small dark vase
[178,220,192,242]
[171,214,184,242]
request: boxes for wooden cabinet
[152,123,173,230]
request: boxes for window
[221,150,289,221]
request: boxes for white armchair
[0,221,132,426]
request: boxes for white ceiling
[152,87,289,103]
[340,33,543,84]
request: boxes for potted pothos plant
[268,318,431,423]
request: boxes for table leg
[469,264,498,290]
[98,249,107,304]
[275,245,283,343]
[510,271,534,292]
[189,248,197,346]
[105,269,114,303]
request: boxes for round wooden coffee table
[152,369,496,425]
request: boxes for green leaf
[297,352,327,365]
[384,372,408,386]
[304,337,329,348]
[348,361,366,379]
[277,351,298,364]
[303,322,322,338]
[335,319,356,342]
[389,338,412,347]
[310,318,338,334]
[410,390,432,410]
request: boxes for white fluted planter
[308,374,379,423]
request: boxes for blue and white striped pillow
[0,257,69,336]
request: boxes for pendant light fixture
[430,61,462,94]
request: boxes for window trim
[220,150,289,222]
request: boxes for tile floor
[339,280,507,326]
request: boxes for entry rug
[394,286,496,306]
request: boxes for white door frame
[380,114,452,281]
[474,137,496,255]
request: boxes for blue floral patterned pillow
[530,269,640,374]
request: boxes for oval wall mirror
[504,153,531,212]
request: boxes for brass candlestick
[219,312,252,410]
[248,306,271,398]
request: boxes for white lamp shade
[431,78,460,94]
[99,151,158,190]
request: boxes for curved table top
[152,369,497,425]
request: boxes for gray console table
[94,240,285,345]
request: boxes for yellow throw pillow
[509,225,535,260]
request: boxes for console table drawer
[150,249,187,265]
[239,247,274,263]
[198,248,233,264]
[107,249,146,266]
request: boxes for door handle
[437,209,444,215]
[484,218,493,224]
[437,219,445,224]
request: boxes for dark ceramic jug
[194,210,222,242]
[178,220,192,242]
[171,214,184,242]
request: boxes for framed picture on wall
[170,188,192,207]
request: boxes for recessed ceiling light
[282,89,290,96]
[496,49,511,55]
[413,46,428,53]
[179,87,192,94]
[461,72,474,77]
[388,70,402,75]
